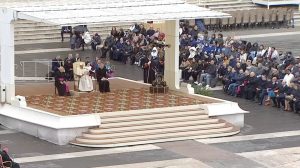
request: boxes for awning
[0,0,230,26]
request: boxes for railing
[16,60,117,81]
[18,60,64,82]
[252,0,300,10]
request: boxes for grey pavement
[157,140,265,168]
[212,90,300,135]
[20,149,184,168]
[211,135,300,153]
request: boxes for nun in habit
[188,47,197,59]
[142,47,159,84]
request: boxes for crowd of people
[56,21,300,114]
[178,21,300,113]
[51,54,112,96]
[54,23,169,96]
[97,24,167,84]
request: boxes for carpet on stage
[26,88,208,116]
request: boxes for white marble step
[101,115,212,129]
[205,1,249,6]
[100,107,204,119]
[71,128,239,147]
[75,126,236,144]
[209,4,255,10]
[90,119,220,134]
[83,123,227,139]
[101,111,208,124]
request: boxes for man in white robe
[78,64,93,92]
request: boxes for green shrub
[192,84,212,96]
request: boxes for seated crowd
[58,21,300,114]
[53,23,169,95]
[101,24,167,65]
[178,22,300,113]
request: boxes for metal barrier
[17,60,117,81]
[18,60,64,81]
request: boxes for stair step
[206,1,249,6]
[13,19,132,44]
[100,107,204,119]
[101,116,217,129]
[101,111,208,124]
[209,4,255,9]
[76,126,235,144]
[84,123,227,139]
[90,119,221,134]
[71,128,239,147]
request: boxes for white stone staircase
[70,106,240,147]
[294,11,300,26]
[14,19,133,44]
[186,0,257,11]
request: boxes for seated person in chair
[0,147,20,168]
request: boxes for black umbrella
[73,25,88,33]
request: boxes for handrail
[19,60,64,82]
[252,0,300,10]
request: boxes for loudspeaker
[0,84,6,103]
[11,95,27,108]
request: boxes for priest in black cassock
[142,47,159,84]
[96,62,110,93]
[55,67,70,96]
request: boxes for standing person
[55,67,70,96]
[143,47,159,84]
[79,34,85,51]
[52,55,62,73]
[96,62,110,93]
[78,63,93,92]
[70,34,76,50]
[123,40,133,64]
[64,59,74,81]
[74,53,81,62]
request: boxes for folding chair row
[203,8,294,30]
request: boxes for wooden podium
[150,85,169,94]
[73,61,85,91]
[149,73,168,94]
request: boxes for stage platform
[0,78,247,147]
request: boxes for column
[164,20,180,90]
[0,8,16,103]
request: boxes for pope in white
[77,63,93,92]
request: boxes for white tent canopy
[0,0,229,25]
